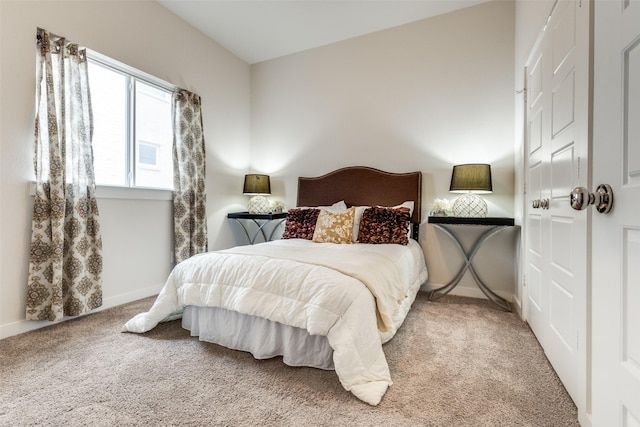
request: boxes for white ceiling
[157,0,490,64]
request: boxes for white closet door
[591,0,640,424]
[524,0,589,412]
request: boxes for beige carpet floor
[0,293,578,426]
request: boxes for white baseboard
[511,293,523,318]
[100,285,163,310]
[0,284,162,340]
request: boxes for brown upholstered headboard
[297,166,422,239]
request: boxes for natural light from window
[135,83,173,189]
[88,59,174,190]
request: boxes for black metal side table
[427,216,515,311]
[227,212,288,245]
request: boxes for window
[88,54,174,190]
[138,142,159,167]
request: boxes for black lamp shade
[243,174,271,195]
[449,164,492,194]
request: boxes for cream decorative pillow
[312,207,355,244]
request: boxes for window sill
[29,182,172,201]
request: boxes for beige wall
[0,0,522,338]
[0,0,251,338]
[250,0,518,300]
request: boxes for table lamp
[243,174,271,214]
[449,164,492,217]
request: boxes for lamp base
[452,193,488,217]
[247,195,271,214]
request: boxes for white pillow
[352,206,370,242]
[298,200,347,213]
[394,201,414,216]
[322,200,348,213]
[394,201,415,239]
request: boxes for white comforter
[123,239,428,405]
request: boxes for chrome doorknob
[570,184,614,213]
[531,199,549,209]
[540,198,549,209]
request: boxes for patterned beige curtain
[172,89,208,263]
[26,28,103,321]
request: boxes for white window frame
[87,50,176,195]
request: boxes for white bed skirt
[182,305,335,370]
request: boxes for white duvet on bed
[123,239,428,406]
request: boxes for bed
[123,166,428,405]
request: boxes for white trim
[29,182,173,201]
[87,49,177,93]
[0,284,163,340]
[96,185,172,200]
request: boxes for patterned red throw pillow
[282,208,320,240]
[357,206,410,245]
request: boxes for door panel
[530,109,543,154]
[526,145,545,340]
[550,216,573,274]
[552,0,576,72]
[552,71,575,136]
[625,39,640,183]
[527,262,543,318]
[623,229,640,366]
[529,54,543,156]
[550,144,574,200]
[527,214,544,330]
[549,279,573,348]
[524,0,588,410]
[592,0,640,423]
